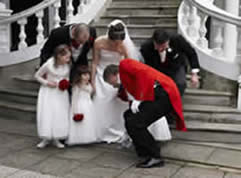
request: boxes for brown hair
[72,66,91,86]
[108,23,125,41]
[53,44,71,67]
[103,64,119,82]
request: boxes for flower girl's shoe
[37,139,49,148]
[53,140,65,148]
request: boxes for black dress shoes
[136,158,165,168]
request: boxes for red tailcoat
[119,59,186,131]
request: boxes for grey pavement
[0,119,241,178]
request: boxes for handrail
[0,0,58,24]
[178,0,241,81]
[187,0,241,27]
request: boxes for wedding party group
[35,19,200,168]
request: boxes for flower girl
[35,44,71,148]
[66,66,97,145]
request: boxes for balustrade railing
[0,0,107,66]
[178,0,241,108]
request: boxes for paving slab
[162,142,215,163]
[117,172,162,178]
[0,133,36,151]
[206,149,241,169]
[0,148,50,170]
[0,165,19,178]
[54,146,106,162]
[90,151,137,170]
[172,166,224,178]
[225,173,241,178]
[124,162,182,178]
[8,170,62,178]
[29,157,80,177]
[64,163,122,178]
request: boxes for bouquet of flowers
[58,79,70,91]
[73,113,84,122]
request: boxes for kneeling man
[103,59,186,168]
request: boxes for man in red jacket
[103,59,186,168]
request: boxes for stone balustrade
[178,0,241,108]
[0,0,107,66]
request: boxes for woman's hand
[47,81,57,88]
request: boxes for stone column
[223,0,239,61]
[0,2,12,52]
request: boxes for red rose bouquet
[73,113,84,122]
[58,79,70,91]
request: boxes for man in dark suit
[140,29,200,96]
[103,59,186,168]
[39,23,96,93]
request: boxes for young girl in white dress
[35,44,71,149]
[66,66,97,145]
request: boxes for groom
[103,59,186,168]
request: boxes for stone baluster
[187,5,199,39]
[78,0,85,14]
[53,0,61,28]
[17,18,27,49]
[66,0,74,24]
[197,12,208,49]
[36,10,44,43]
[212,24,223,56]
[0,2,12,52]
[237,28,241,52]
[85,0,92,5]
[182,0,190,26]
[237,76,241,109]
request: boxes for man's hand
[131,100,141,113]
[191,73,199,88]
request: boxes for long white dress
[66,84,97,145]
[94,49,129,143]
[35,58,70,140]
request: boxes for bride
[91,19,171,144]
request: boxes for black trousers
[123,86,172,158]
[172,66,186,96]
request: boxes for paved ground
[0,118,241,178]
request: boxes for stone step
[0,100,35,121]
[98,14,177,25]
[111,1,181,6]
[0,87,37,105]
[183,104,241,124]
[184,120,241,133]
[0,96,239,124]
[105,5,178,16]
[95,24,177,37]
[183,89,234,107]
[12,74,39,91]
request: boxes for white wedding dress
[93,49,129,143]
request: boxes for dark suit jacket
[40,24,96,66]
[140,34,200,78]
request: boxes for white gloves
[131,100,141,113]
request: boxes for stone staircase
[0,0,241,132]
[94,0,179,46]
